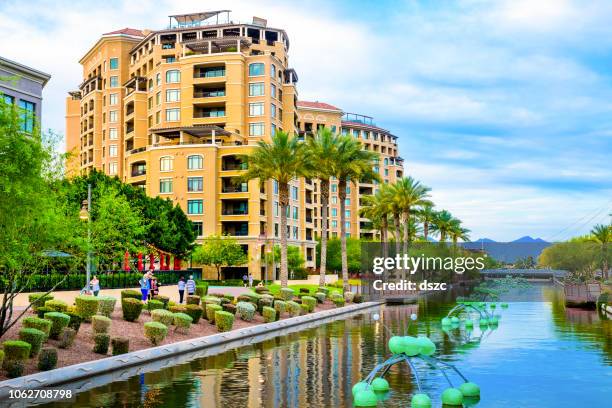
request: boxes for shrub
[59,327,76,349]
[44,312,70,340]
[111,337,129,355]
[258,297,273,313]
[2,340,31,369]
[223,294,235,302]
[153,295,170,309]
[301,296,317,313]
[206,304,223,322]
[169,305,187,314]
[223,303,237,314]
[208,292,226,298]
[44,299,68,313]
[280,288,295,301]
[92,315,112,334]
[299,288,310,294]
[186,295,201,305]
[36,306,53,318]
[262,306,277,323]
[185,305,203,323]
[97,296,117,317]
[274,300,287,315]
[344,292,355,303]
[67,312,83,333]
[18,328,45,356]
[38,347,58,371]
[93,333,110,354]
[314,292,326,303]
[318,287,330,295]
[218,297,231,306]
[255,286,270,294]
[203,296,222,305]
[195,283,208,298]
[287,301,302,317]
[144,322,168,346]
[22,317,52,340]
[237,295,251,303]
[333,297,346,307]
[214,311,234,332]
[245,293,261,303]
[353,293,364,304]
[121,298,143,322]
[173,313,193,334]
[66,305,77,314]
[0,350,3,368]
[5,360,25,378]
[147,299,165,312]
[121,289,142,301]
[75,295,100,321]
[236,301,256,321]
[29,294,53,312]
[151,309,174,326]
[300,304,309,315]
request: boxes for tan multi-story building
[66,11,404,279]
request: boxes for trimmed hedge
[300,303,309,315]
[97,296,117,317]
[144,322,167,345]
[236,301,256,321]
[111,337,129,355]
[59,327,76,349]
[22,317,52,340]
[185,305,203,323]
[203,296,221,305]
[151,309,174,326]
[333,297,346,307]
[353,293,364,303]
[173,313,193,334]
[287,301,301,317]
[147,299,165,312]
[153,295,170,309]
[2,340,31,367]
[169,305,187,314]
[44,312,70,340]
[222,303,237,315]
[205,304,223,322]
[274,300,287,315]
[18,328,45,356]
[36,306,53,319]
[121,298,143,322]
[344,292,355,303]
[280,288,295,301]
[75,295,100,321]
[214,311,234,332]
[29,294,53,312]
[301,296,317,313]
[93,333,110,354]
[262,306,277,323]
[315,292,326,303]
[258,297,274,313]
[67,312,83,332]
[299,288,310,294]
[121,289,142,301]
[44,299,68,313]
[195,283,208,298]
[254,286,270,294]
[318,287,330,295]
[186,295,200,305]
[38,347,57,371]
[5,360,25,378]
[92,315,112,334]
[0,350,3,369]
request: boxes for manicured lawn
[258,284,344,296]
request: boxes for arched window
[187,155,203,170]
[160,156,173,171]
[166,70,180,83]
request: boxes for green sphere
[402,336,422,356]
[450,316,460,324]
[463,396,481,407]
[411,393,432,408]
[459,382,480,397]
[352,382,369,396]
[490,303,496,309]
[415,336,436,356]
[354,389,378,407]
[441,387,464,406]
[479,318,489,326]
[388,336,404,354]
[441,317,452,326]
[371,377,389,392]
[465,319,474,327]
[489,316,498,324]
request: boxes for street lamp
[79,184,92,293]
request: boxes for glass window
[159,178,173,193]
[166,108,180,121]
[331,196,337,204]
[274,223,279,237]
[187,200,203,215]
[331,208,337,217]
[156,92,161,105]
[166,70,180,83]
[331,184,337,193]
[187,177,203,192]
[109,76,118,87]
[249,83,264,96]
[249,63,265,76]
[270,64,276,78]
[2,94,14,104]
[384,158,389,165]
[331,220,338,228]
[109,58,119,69]
[273,181,278,195]
[345,199,351,205]
[187,155,203,170]
[18,100,35,133]
[160,156,173,171]
[156,73,161,86]
[346,185,351,193]
[109,128,118,140]
[331,125,337,133]
[271,123,277,136]
[291,186,298,200]
[249,102,264,116]
[109,145,117,157]
[274,201,279,216]
[109,93,118,105]
[109,110,118,123]
[249,123,264,136]
[341,128,349,136]
[271,84,276,98]
[345,210,351,217]
[109,162,118,175]
[270,103,276,118]
[346,221,351,229]
[193,221,203,237]
[166,89,180,102]
[292,206,298,220]
[155,111,160,124]
[293,226,298,239]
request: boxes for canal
[41,283,611,407]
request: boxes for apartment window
[249,83,264,96]
[192,221,203,237]
[270,103,276,118]
[249,102,264,116]
[156,92,161,105]
[331,220,338,228]
[166,70,180,83]
[109,110,118,123]
[187,155,203,170]
[155,111,161,124]
[345,199,351,205]
[249,63,264,76]
[249,123,264,136]
[271,84,276,98]
[109,76,118,88]
[166,89,180,102]
[292,206,298,220]
[353,130,359,138]
[109,93,118,105]
[156,73,161,86]
[293,226,298,239]
[109,162,118,175]
[271,123,277,136]
[345,210,351,218]
[331,125,337,133]
[165,56,176,63]
[159,178,173,193]
[331,196,337,204]
[332,208,337,217]
[331,184,337,193]
[109,144,118,157]
[187,199,203,215]
[342,128,349,136]
[18,100,35,133]
[270,64,276,78]
[346,185,351,193]
[274,223,279,237]
[291,186,298,200]
[385,169,389,176]
[109,58,119,70]
[148,97,152,109]
[160,156,173,171]
[273,181,278,195]
[109,128,118,140]
[2,94,14,104]
[346,221,351,230]
[187,176,203,192]
[384,158,389,165]
[166,108,180,121]
[274,201,279,216]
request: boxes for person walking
[140,271,151,302]
[91,276,100,296]
[242,273,248,287]
[248,273,254,288]
[178,276,186,304]
[186,275,196,296]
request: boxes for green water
[42,284,611,407]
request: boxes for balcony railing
[194,90,226,98]
[222,209,249,215]
[131,168,146,177]
[194,110,225,118]
[222,185,248,193]
[222,162,247,171]
[194,70,225,78]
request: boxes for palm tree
[590,224,611,280]
[449,220,471,246]
[305,128,341,287]
[360,185,392,258]
[418,204,437,242]
[431,210,455,243]
[391,176,432,254]
[241,131,307,288]
[334,135,379,293]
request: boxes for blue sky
[1,0,610,241]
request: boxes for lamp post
[79,184,92,292]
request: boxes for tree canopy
[192,235,248,280]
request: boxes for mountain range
[474,236,549,243]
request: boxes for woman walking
[91,276,100,296]
[140,271,151,302]
[186,275,196,296]
[178,276,186,304]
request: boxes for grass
[255,284,344,297]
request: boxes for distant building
[0,56,51,131]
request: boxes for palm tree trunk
[382,217,389,259]
[402,210,410,255]
[339,178,349,293]
[393,212,401,256]
[319,178,330,287]
[424,221,429,241]
[279,182,289,288]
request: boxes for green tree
[418,203,437,242]
[192,235,248,280]
[359,185,392,258]
[240,131,307,287]
[391,176,432,253]
[264,245,306,279]
[539,242,599,281]
[317,238,362,274]
[589,224,610,280]
[431,209,455,242]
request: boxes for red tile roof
[103,28,144,37]
[297,100,342,111]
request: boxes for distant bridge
[481,269,567,279]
